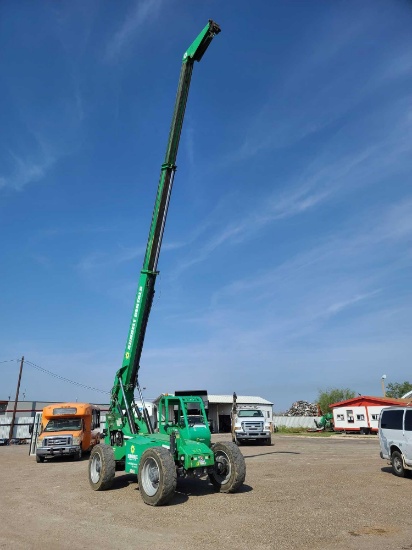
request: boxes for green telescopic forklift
[88,21,246,506]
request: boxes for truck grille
[241,421,263,432]
[43,436,72,447]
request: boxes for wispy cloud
[222,12,412,168]
[105,0,162,62]
[76,244,145,273]
[0,140,56,191]
[173,96,412,276]
[381,199,412,241]
[326,290,382,316]
[76,235,190,276]
[208,195,412,334]
[1,73,86,193]
[170,187,331,277]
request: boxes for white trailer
[333,405,381,434]
[331,396,411,435]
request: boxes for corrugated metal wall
[0,416,33,439]
[273,416,320,429]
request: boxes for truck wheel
[209,441,246,493]
[89,444,115,490]
[138,447,177,506]
[265,437,272,446]
[36,455,45,463]
[391,450,406,477]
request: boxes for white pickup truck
[232,406,272,446]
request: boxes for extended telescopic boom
[110,21,221,414]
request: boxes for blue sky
[1,1,411,412]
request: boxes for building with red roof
[330,396,412,434]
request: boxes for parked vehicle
[379,406,412,477]
[231,393,272,445]
[36,403,100,463]
[0,438,9,446]
[87,20,245,508]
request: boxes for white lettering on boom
[127,286,143,352]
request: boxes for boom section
[111,21,221,413]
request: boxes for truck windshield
[44,418,82,432]
[186,415,206,426]
[238,410,263,417]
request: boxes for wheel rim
[90,452,102,483]
[213,450,231,485]
[141,457,160,497]
[393,455,402,473]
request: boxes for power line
[24,359,110,395]
[2,358,155,401]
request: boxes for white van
[379,406,412,477]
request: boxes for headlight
[72,436,81,446]
[37,439,44,447]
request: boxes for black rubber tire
[208,441,246,493]
[137,447,177,506]
[88,444,115,490]
[235,438,242,446]
[265,437,272,446]
[36,455,45,463]
[73,448,82,461]
[391,450,406,477]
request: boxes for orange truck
[36,403,100,463]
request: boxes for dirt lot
[0,434,411,550]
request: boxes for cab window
[92,409,100,430]
[381,410,403,430]
[405,410,412,431]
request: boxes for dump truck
[231,392,272,445]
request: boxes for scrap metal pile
[284,401,318,416]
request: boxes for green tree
[386,381,412,399]
[317,388,356,414]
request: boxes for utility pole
[9,356,24,441]
[381,374,387,398]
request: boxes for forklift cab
[158,395,211,446]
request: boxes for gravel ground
[0,434,411,550]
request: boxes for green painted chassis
[105,396,215,475]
